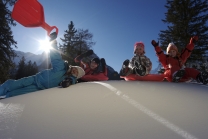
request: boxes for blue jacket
[0,41,76,98]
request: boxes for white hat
[167,42,178,53]
[71,66,85,79]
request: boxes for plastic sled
[11,0,58,36]
[121,74,165,81]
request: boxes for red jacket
[154,40,195,81]
[74,56,108,81]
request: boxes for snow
[0,81,208,139]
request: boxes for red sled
[121,74,165,81]
[11,0,58,36]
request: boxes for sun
[38,39,52,53]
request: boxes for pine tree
[59,21,77,64]
[0,0,17,83]
[59,21,95,65]
[32,62,38,75]
[16,56,26,79]
[159,0,208,67]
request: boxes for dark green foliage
[159,0,208,67]
[0,0,17,83]
[59,21,95,65]
[15,56,39,79]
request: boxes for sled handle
[41,22,59,36]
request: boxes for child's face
[135,45,144,55]
[90,61,98,70]
[71,67,78,77]
[168,50,177,57]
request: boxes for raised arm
[180,36,198,63]
[151,40,167,68]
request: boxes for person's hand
[49,32,57,42]
[123,59,129,67]
[151,40,159,47]
[76,50,94,61]
[190,36,198,44]
[82,50,94,57]
[60,78,73,88]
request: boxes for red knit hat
[134,42,145,54]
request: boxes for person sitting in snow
[74,50,108,82]
[120,42,152,76]
[0,32,85,99]
[151,36,208,84]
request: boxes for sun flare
[38,39,52,53]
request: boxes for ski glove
[76,50,94,61]
[49,32,57,42]
[190,36,198,44]
[123,59,130,67]
[151,40,159,47]
[60,76,76,88]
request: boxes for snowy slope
[0,81,208,139]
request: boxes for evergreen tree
[59,21,95,65]
[0,0,17,83]
[159,0,208,67]
[16,56,26,79]
[32,61,38,75]
[59,21,77,64]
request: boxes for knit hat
[71,66,85,79]
[166,43,178,54]
[134,42,145,54]
[91,57,100,65]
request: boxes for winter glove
[76,50,94,61]
[133,61,146,76]
[151,40,159,47]
[190,36,198,44]
[59,76,76,88]
[100,58,106,72]
[49,32,57,42]
[123,59,130,67]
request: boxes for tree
[16,56,26,79]
[15,58,39,79]
[0,0,17,83]
[59,21,77,64]
[59,21,95,65]
[159,0,208,67]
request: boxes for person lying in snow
[74,50,108,82]
[151,36,208,84]
[120,42,152,76]
[0,32,85,99]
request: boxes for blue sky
[11,0,167,72]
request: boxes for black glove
[134,61,146,76]
[123,59,130,67]
[59,77,73,88]
[151,40,159,47]
[76,50,94,61]
[82,50,94,57]
[49,32,57,42]
[100,58,106,72]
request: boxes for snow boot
[172,69,185,82]
[134,62,146,76]
[196,71,208,85]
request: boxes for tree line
[1,0,208,83]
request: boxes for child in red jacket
[151,36,208,84]
[74,50,108,82]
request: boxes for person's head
[90,58,100,70]
[68,66,85,79]
[167,43,178,57]
[134,42,145,55]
